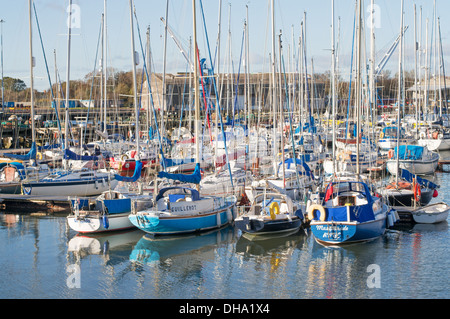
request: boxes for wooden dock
[437,159,450,172]
[0,194,74,213]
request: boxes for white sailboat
[128,0,237,236]
[21,0,117,197]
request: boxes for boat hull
[386,159,438,176]
[385,188,433,207]
[418,138,450,151]
[22,178,118,196]
[129,207,235,235]
[67,212,135,233]
[0,182,22,194]
[310,217,387,245]
[234,216,302,235]
[411,203,450,224]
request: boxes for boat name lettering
[171,204,197,213]
[315,225,348,231]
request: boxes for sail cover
[158,163,202,184]
[2,142,37,161]
[64,149,100,161]
[401,169,439,190]
[394,145,424,160]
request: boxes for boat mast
[129,0,139,158]
[331,0,336,177]
[214,0,222,170]
[271,0,278,177]
[103,0,108,134]
[414,4,418,137]
[395,0,404,185]
[355,0,362,177]
[28,0,36,145]
[370,0,376,162]
[192,0,200,191]
[64,0,72,170]
[161,0,169,139]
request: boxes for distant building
[406,76,450,106]
[141,72,326,113]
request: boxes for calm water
[1,174,449,300]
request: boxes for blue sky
[1,0,449,91]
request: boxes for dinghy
[411,202,449,224]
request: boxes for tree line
[2,68,413,108]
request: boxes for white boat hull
[386,159,438,176]
[67,212,135,233]
[418,138,450,151]
[412,203,450,224]
[23,177,118,196]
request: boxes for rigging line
[345,3,357,141]
[198,0,235,187]
[82,16,103,140]
[32,3,63,136]
[232,25,246,129]
[280,41,302,192]
[134,9,166,170]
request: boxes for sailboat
[417,7,450,151]
[0,0,51,193]
[234,191,304,237]
[67,0,157,234]
[67,159,152,233]
[385,144,439,175]
[378,126,414,151]
[128,0,237,236]
[244,1,315,203]
[308,0,391,245]
[21,0,117,197]
[377,2,439,223]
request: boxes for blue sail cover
[401,169,439,190]
[38,143,61,150]
[2,142,36,161]
[63,149,100,161]
[161,155,196,168]
[394,145,424,160]
[158,163,202,184]
[278,158,314,180]
[114,160,142,182]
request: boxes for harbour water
[0,172,449,300]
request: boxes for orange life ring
[414,183,422,202]
[388,149,394,159]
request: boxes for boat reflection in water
[129,226,236,265]
[306,238,386,299]
[67,229,144,261]
[235,229,307,274]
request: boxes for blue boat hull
[129,208,234,235]
[310,218,387,245]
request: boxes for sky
[0,0,449,92]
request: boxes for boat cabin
[323,181,373,208]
